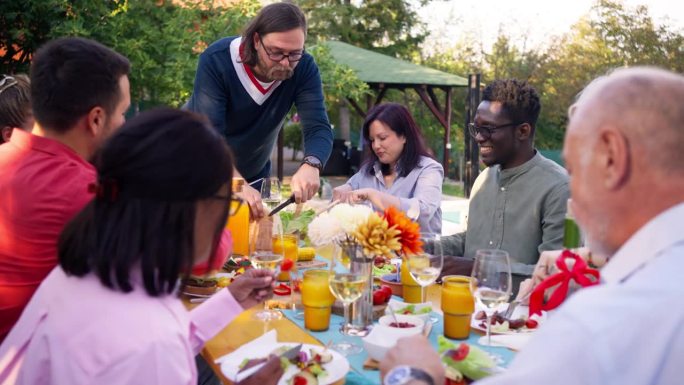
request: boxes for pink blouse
[0,267,243,385]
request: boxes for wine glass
[260,177,282,211]
[407,233,444,323]
[328,244,366,355]
[250,213,285,322]
[470,249,512,348]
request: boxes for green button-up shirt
[443,151,569,275]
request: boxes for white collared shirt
[477,203,684,385]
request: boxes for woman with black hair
[333,103,444,233]
[0,109,282,385]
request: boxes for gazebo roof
[323,40,468,88]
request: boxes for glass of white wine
[328,248,366,356]
[250,214,285,322]
[260,177,282,210]
[470,249,512,347]
[407,233,443,323]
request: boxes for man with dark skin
[440,80,569,287]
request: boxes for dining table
[184,281,520,385]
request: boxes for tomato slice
[273,283,292,296]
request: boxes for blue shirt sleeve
[186,51,229,137]
[294,55,333,166]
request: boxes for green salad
[396,304,432,314]
[279,209,315,238]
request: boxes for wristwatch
[301,155,323,171]
[384,366,435,385]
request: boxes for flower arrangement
[307,203,422,260]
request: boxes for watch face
[386,366,411,385]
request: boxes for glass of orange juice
[273,234,298,281]
[301,269,335,331]
[441,275,475,339]
[401,259,423,303]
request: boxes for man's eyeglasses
[212,194,244,216]
[259,36,304,63]
[0,75,18,96]
[468,122,522,139]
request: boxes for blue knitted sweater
[187,36,332,179]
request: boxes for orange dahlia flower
[383,206,423,255]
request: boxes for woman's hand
[332,185,353,203]
[227,269,275,309]
[349,188,376,205]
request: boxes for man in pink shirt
[0,37,131,342]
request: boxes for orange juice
[301,270,335,331]
[401,259,423,303]
[273,234,298,281]
[441,276,475,339]
[226,179,249,256]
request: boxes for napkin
[215,330,279,382]
[478,333,532,351]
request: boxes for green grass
[442,182,464,197]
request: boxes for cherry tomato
[281,259,294,272]
[293,375,307,385]
[372,290,386,305]
[525,319,538,329]
[448,343,470,361]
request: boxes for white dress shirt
[477,203,684,385]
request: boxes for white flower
[307,213,344,246]
[328,203,374,234]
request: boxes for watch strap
[384,365,435,385]
[409,367,435,385]
[301,155,322,171]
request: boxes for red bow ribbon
[529,250,600,316]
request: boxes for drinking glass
[328,247,366,355]
[301,269,335,331]
[407,233,444,323]
[289,266,305,319]
[470,249,512,347]
[260,177,282,210]
[250,214,285,322]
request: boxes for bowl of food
[364,316,425,361]
[378,314,425,337]
[379,274,403,297]
[385,299,433,324]
[362,326,396,361]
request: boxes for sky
[416,0,684,54]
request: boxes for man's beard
[266,65,294,81]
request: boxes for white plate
[181,291,215,298]
[470,305,539,335]
[220,342,349,385]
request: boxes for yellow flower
[352,213,401,258]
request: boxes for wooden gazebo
[323,40,469,176]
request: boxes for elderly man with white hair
[379,67,684,385]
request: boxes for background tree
[297,0,429,60]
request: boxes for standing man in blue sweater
[187,2,333,217]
